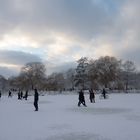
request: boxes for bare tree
[46,72,65,91]
[0,75,8,91]
[8,76,19,89]
[122,60,136,91]
[87,59,100,89]
[20,62,46,90]
[90,56,121,88]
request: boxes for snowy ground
[0,93,140,140]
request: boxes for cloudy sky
[0,0,140,78]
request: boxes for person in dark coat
[34,89,39,111]
[89,88,95,103]
[8,90,12,97]
[20,91,23,99]
[102,88,107,99]
[24,90,28,100]
[18,90,21,100]
[0,91,1,98]
[78,90,87,107]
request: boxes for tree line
[0,56,140,92]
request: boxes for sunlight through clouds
[0,0,140,77]
[0,34,39,49]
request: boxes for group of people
[33,88,107,111]
[7,90,29,100]
[13,89,39,111]
[1,87,107,111]
[6,88,39,111]
[18,89,38,111]
[78,88,107,107]
[18,90,28,100]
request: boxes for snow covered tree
[65,68,75,90]
[74,57,88,89]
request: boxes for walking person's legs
[34,101,38,111]
[78,101,81,107]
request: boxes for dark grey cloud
[119,47,140,70]
[0,66,17,78]
[0,0,124,40]
[47,61,77,75]
[0,50,42,65]
[0,0,138,42]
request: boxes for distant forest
[0,56,140,92]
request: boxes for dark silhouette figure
[8,90,12,97]
[34,89,39,111]
[89,88,95,103]
[0,91,1,98]
[78,90,87,107]
[24,90,28,100]
[18,90,21,100]
[102,88,107,99]
[20,91,23,99]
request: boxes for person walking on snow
[8,90,12,97]
[20,91,23,99]
[102,88,107,99]
[24,90,28,100]
[34,89,39,111]
[89,88,95,103]
[78,89,87,107]
[18,90,21,100]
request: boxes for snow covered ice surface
[0,93,140,140]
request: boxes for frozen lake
[0,93,140,140]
